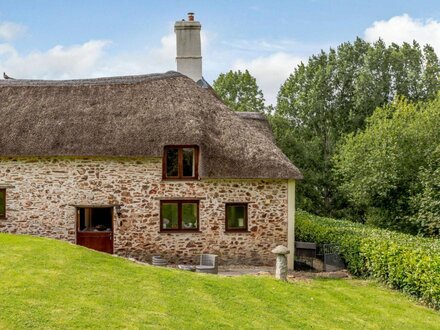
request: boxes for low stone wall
[0,157,289,265]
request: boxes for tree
[212,70,265,112]
[274,38,440,217]
[410,145,440,236]
[333,96,440,235]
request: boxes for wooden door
[76,207,113,254]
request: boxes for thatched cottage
[0,13,302,268]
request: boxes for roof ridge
[0,71,184,87]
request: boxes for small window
[0,189,5,218]
[163,146,198,180]
[78,207,113,232]
[225,203,248,232]
[160,200,199,231]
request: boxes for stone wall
[0,157,288,265]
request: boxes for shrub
[296,211,440,309]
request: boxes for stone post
[272,245,290,281]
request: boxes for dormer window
[163,145,199,180]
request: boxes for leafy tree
[213,70,265,112]
[333,96,440,235]
[410,146,440,236]
[275,38,440,217]
[422,44,440,99]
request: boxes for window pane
[166,148,179,177]
[227,205,246,229]
[91,208,112,231]
[0,190,5,216]
[162,203,178,229]
[79,208,87,231]
[79,208,112,232]
[182,148,195,177]
[182,203,198,229]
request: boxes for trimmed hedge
[296,211,440,309]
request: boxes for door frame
[75,206,114,254]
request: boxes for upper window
[163,146,199,180]
[160,200,199,231]
[225,203,248,232]
[0,189,6,218]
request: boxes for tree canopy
[212,69,265,112]
[333,96,440,235]
[274,38,440,217]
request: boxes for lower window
[160,200,199,231]
[78,207,113,232]
[225,203,248,231]
[0,189,5,218]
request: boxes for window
[160,200,199,231]
[0,189,5,218]
[163,146,199,180]
[78,207,113,232]
[225,203,248,232]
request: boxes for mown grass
[0,234,439,329]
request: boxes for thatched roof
[0,71,302,179]
[236,112,275,142]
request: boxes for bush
[296,211,440,309]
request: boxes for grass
[0,234,439,329]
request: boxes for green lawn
[0,234,439,329]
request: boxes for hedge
[295,211,440,309]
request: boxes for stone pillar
[272,245,290,281]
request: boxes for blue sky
[1,0,440,103]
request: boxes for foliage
[333,96,440,234]
[213,69,265,112]
[296,211,440,309]
[1,234,440,329]
[410,146,440,236]
[274,38,440,217]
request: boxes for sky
[1,0,440,104]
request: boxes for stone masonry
[0,157,289,265]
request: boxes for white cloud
[233,52,303,105]
[364,14,440,52]
[0,28,216,80]
[0,28,177,79]
[95,33,176,76]
[0,40,111,79]
[0,21,26,41]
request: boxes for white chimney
[174,12,202,82]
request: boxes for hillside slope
[0,234,438,329]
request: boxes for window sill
[159,230,202,234]
[161,178,200,182]
[225,230,250,233]
[155,197,206,201]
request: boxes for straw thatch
[0,71,302,179]
[236,112,275,142]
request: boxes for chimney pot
[188,12,195,21]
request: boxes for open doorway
[76,207,113,254]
